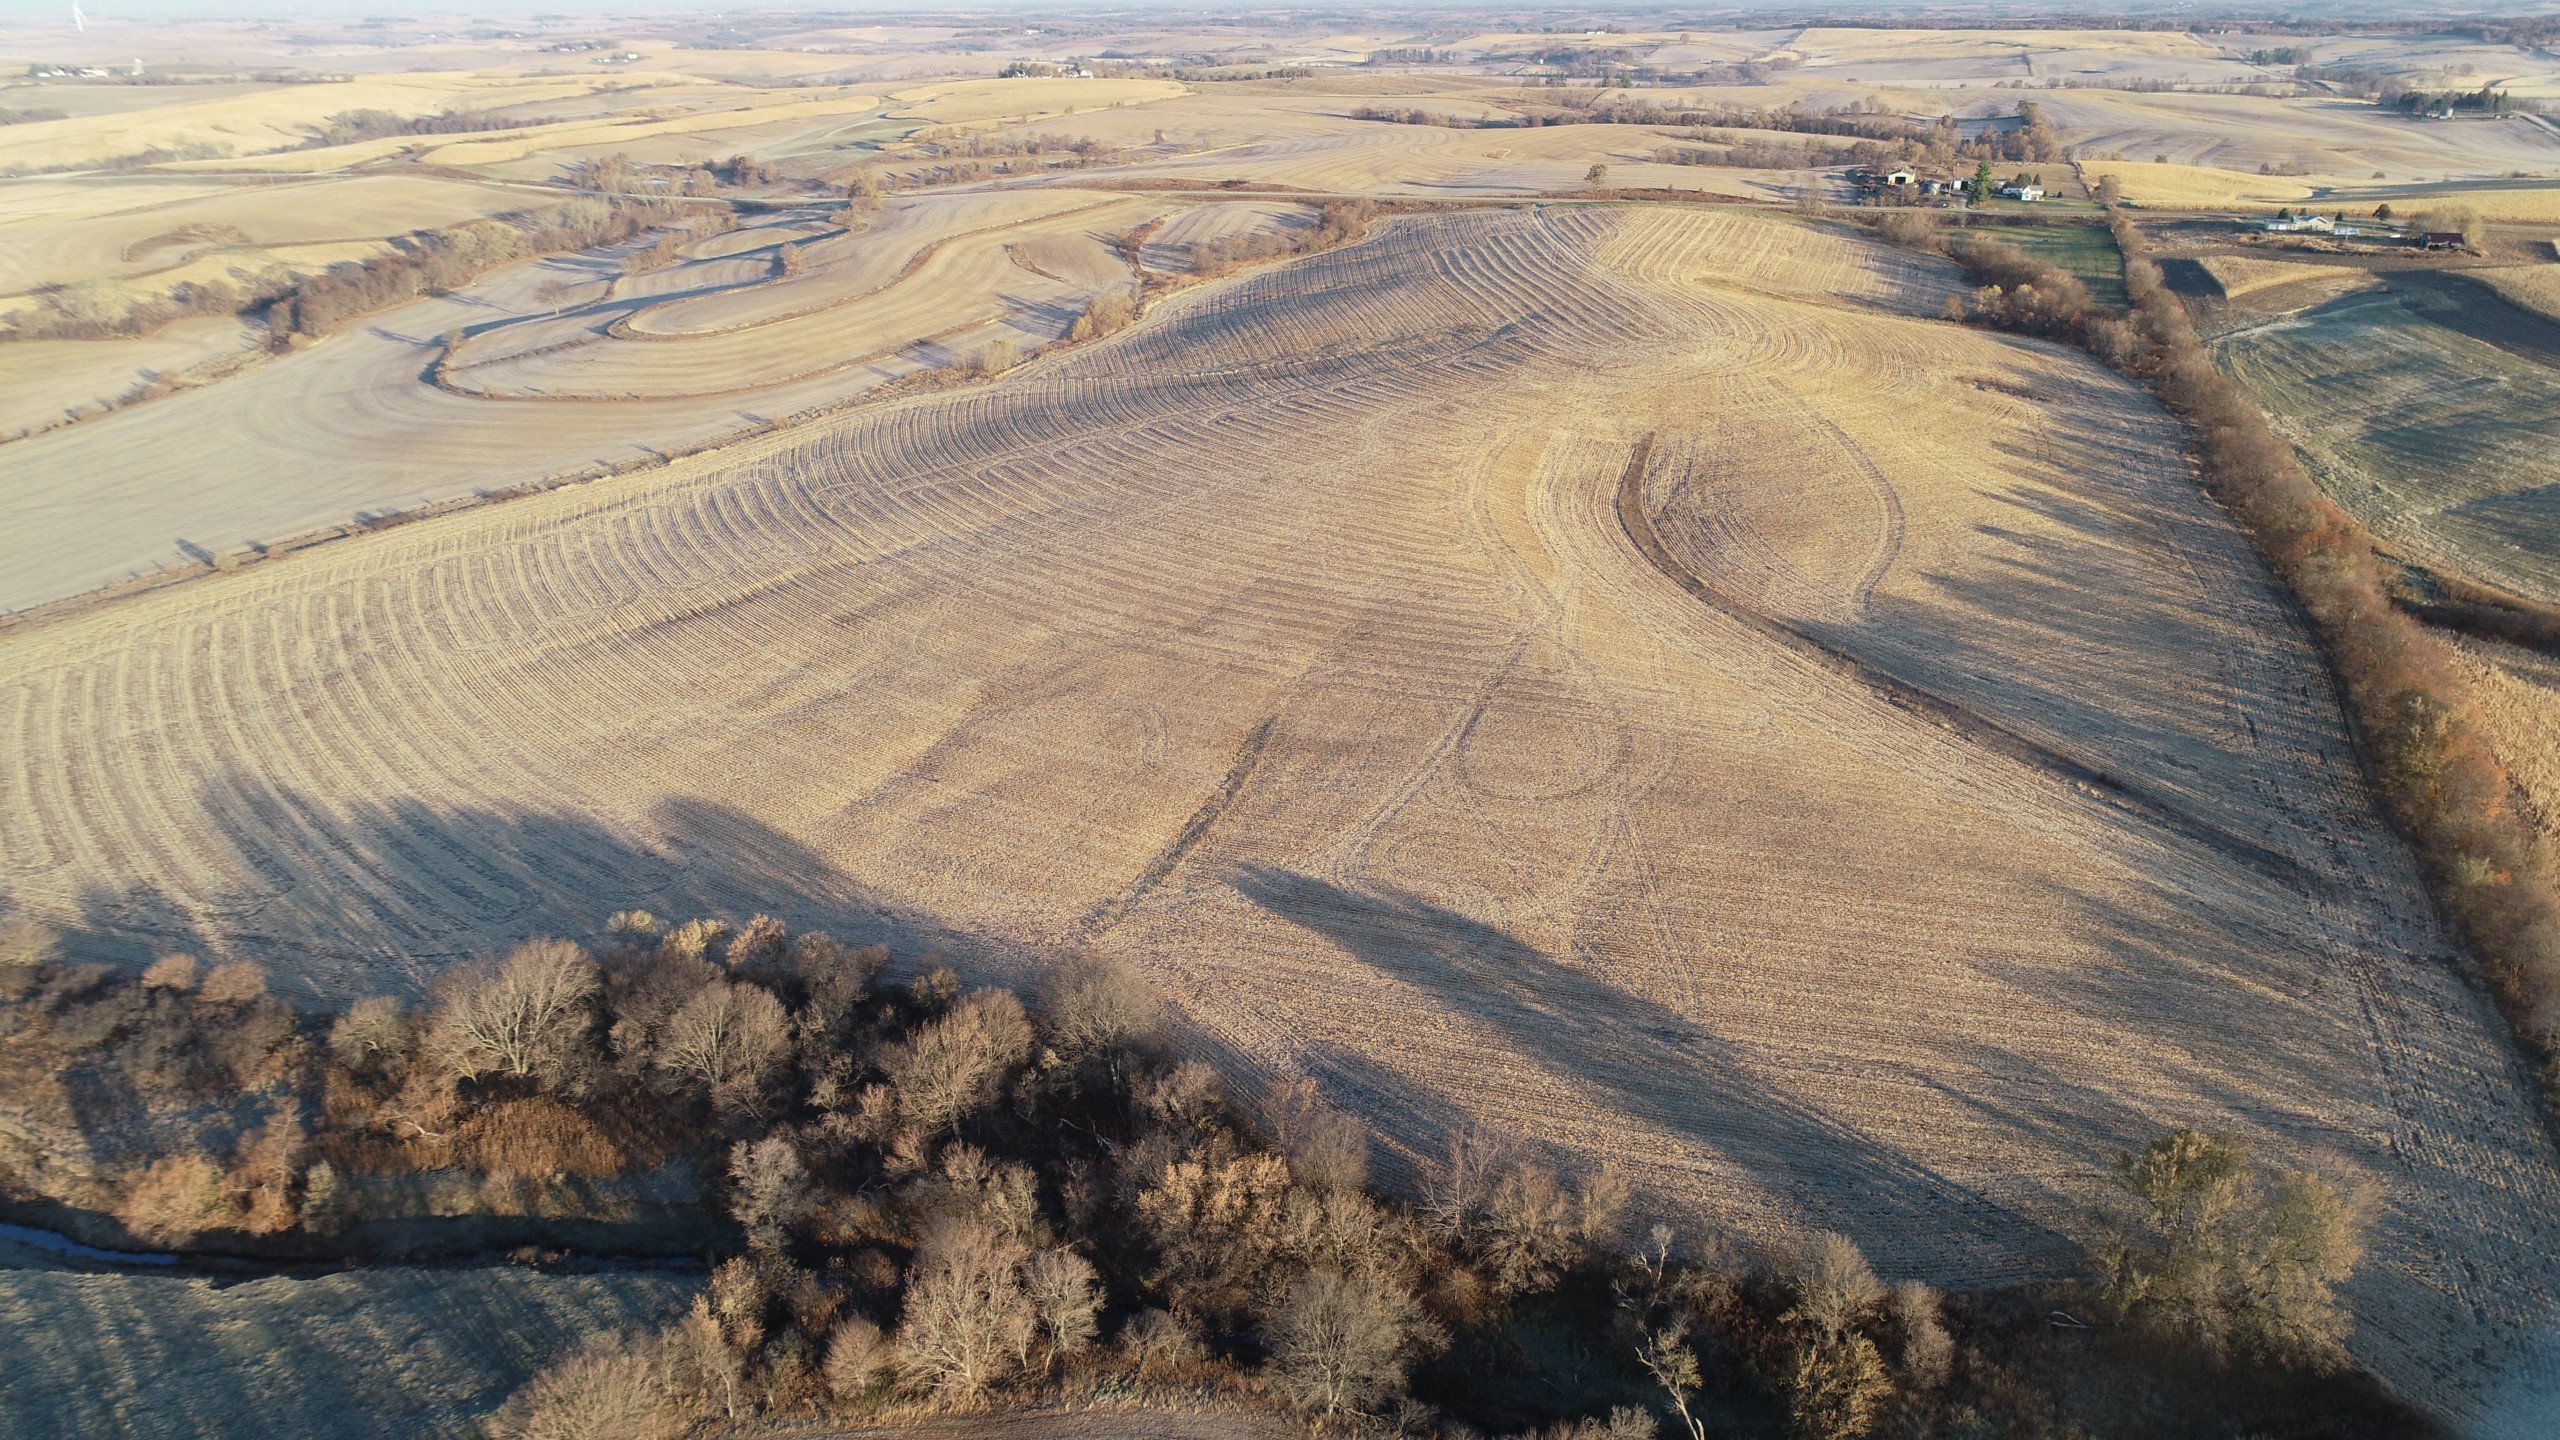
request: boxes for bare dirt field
[2,204,2556,1427]
[0,1242,695,1439]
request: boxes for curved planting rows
[439,197,1167,401]
[2,205,2556,1425]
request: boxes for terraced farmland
[0,190,1277,612]
[442,193,1162,401]
[2,204,2555,1423]
[2214,280,2560,604]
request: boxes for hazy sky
[0,0,2502,28]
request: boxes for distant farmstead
[2260,211,2335,233]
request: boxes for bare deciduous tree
[1040,953,1160,1059]
[930,1142,1043,1241]
[655,980,791,1117]
[328,994,415,1072]
[669,1294,747,1421]
[793,935,882,1045]
[824,1316,890,1399]
[729,1136,813,1251]
[895,1212,1036,1396]
[879,988,1032,1135]
[1787,1231,1885,1341]
[199,960,268,1007]
[1024,1246,1102,1365]
[1280,1186,1399,1274]
[431,939,600,1089]
[1892,1280,1952,1391]
[1117,1307,1204,1382]
[1266,1266,1434,1416]
[1421,1126,1505,1237]
[1638,1323,1709,1440]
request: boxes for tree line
[1906,206,2560,1129]
[301,107,553,149]
[266,199,714,341]
[0,912,2413,1438]
[3,198,712,346]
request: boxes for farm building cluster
[2251,210,2472,250]
[1848,166,2047,205]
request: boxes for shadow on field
[1229,865,2072,1269]
[43,786,1018,1004]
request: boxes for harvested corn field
[0,189,1288,611]
[2449,637,2560,847]
[2214,281,2560,604]
[2195,253,2331,299]
[2,205,2555,1424]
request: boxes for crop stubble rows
[0,206,2554,1422]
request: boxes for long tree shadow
[41,781,1025,1005]
[1229,865,2074,1271]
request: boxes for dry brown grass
[456,1097,628,1182]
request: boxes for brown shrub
[498,1335,691,1440]
[1892,1280,1953,1391]
[199,960,269,1007]
[231,1111,308,1234]
[1068,290,1135,342]
[1945,236,2096,339]
[2097,1128,2363,1366]
[1265,1075,1369,1195]
[140,954,201,992]
[726,914,788,972]
[1040,953,1161,1060]
[1133,1149,1292,1321]
[117,1152,232,1246]
[1874,210,1941,252]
